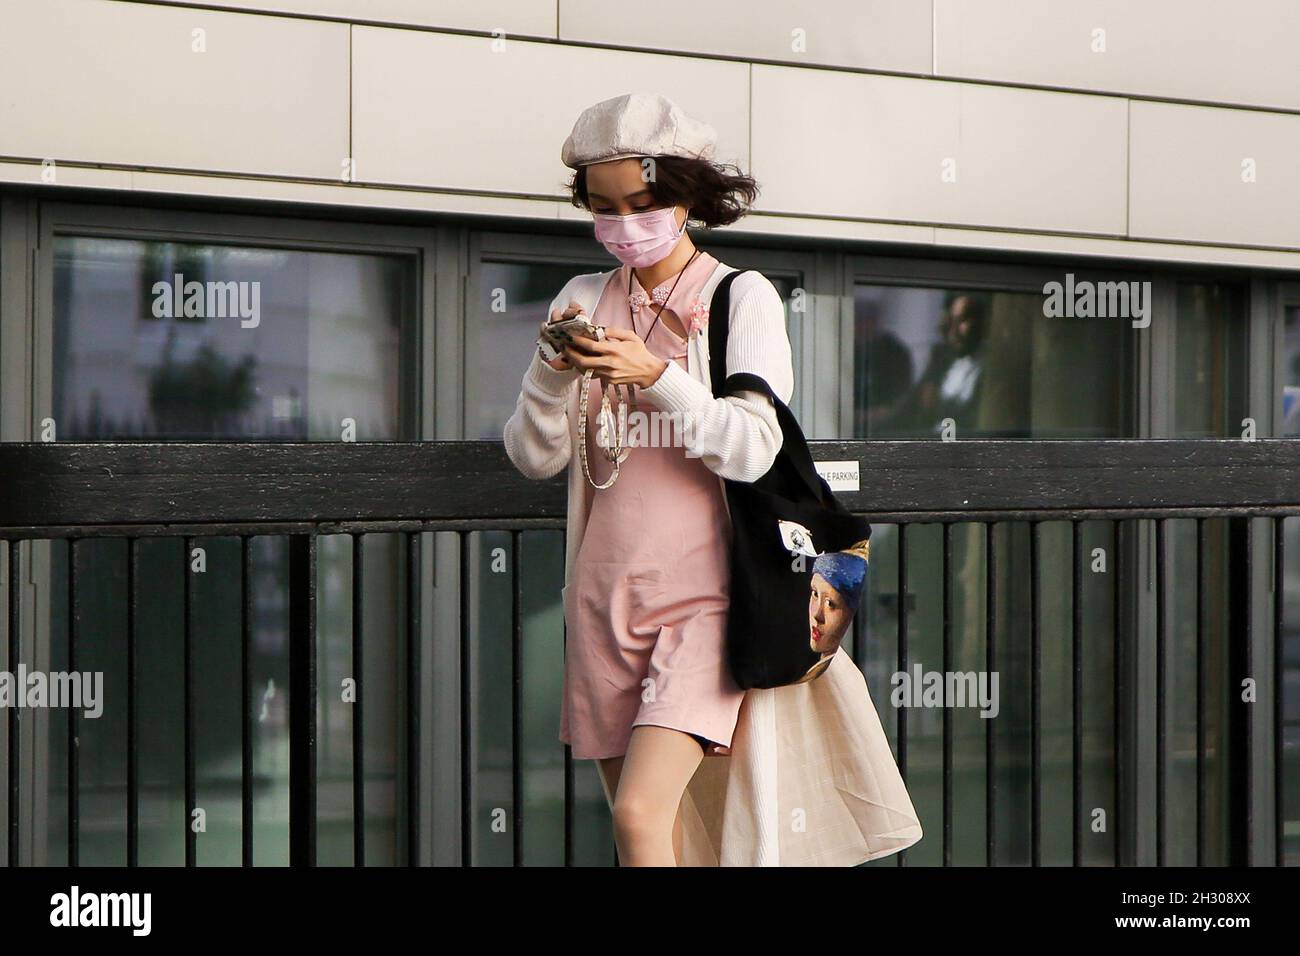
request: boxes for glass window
[1282,305,1300,438]
[52,237,415,440]
[471,261,589,441]
[1171,282,1249,438]
[852,283,1134,439]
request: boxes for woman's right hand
[538,300,585,371]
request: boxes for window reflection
[853,284,1133,439]
[473,261,588,440]
[1282,305,1300,438]
[53,237,413,441]
[1172,283,1249,438]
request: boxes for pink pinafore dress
[559,252,746,760]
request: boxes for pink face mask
[592,205,688,268]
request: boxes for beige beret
[561,92,718,169]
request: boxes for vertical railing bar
[511,530,524,867]
[351,533,365,868]
[1155,518,1167,867]
[7,541,19,866]
[563,742,574,868]
[1072,519,1083,867]
[1196,517,1207,866]
[288,532,319,867]
[1243,517,1256,863]
[406,531,419,867]
[941,520,953,867]
[241,535,253,868]
[183,535,195,867]
[986,520,998,867]
[68,538,79,868]
[1031,519,1041,867]
[1113,518,1123,867]
[127,538,139,868]
[897,522,909,867]
[1274,517,1285,868]
[459,531,471,867]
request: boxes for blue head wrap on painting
[811,540,871,611]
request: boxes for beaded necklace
[577,248,702,490]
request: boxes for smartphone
[543,314,604,348]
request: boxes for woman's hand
[562,327,669,389]
[538,301,585,372]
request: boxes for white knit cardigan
[502,259,923,866]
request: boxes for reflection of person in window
[911,293,989,435]
[803,540,871,682]
[854,300,914,436]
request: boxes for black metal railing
[0,439,1295,866]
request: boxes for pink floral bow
[686,297,710,337]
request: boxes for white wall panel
[1129,101,1300,249]
[0,0,349,179]
[352,27,749,195]
[751,65,1127,236]
[4,0,1295,258]
[560,0,931,74]
[935,0,1300,111]
[143,0,556,36]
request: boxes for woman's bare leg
[607,725,705,866]
[597,751,691,864]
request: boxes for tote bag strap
[706,268,744,395]
[706,270,835,507]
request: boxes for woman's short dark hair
[565,155,760,228]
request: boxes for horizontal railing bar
[1,506,1298,540]
[0,518,569,539]
[3,439,1300,527]
[845,506,1300,522]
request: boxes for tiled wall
[2,0,1297,256]
[0,0,350,178]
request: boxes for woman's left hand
[563,327,669,389]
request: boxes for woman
[504,93,921,866]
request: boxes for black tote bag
[706,269,872,689]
